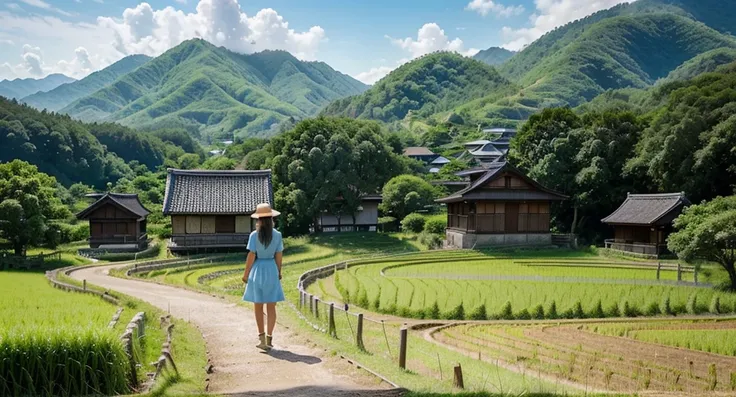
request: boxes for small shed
[76,193,151,250]
[437,161,567,248]
[163,169,273,251]
[602,192,690,257]
[403,147,438,163]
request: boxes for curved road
[70,265,399,397]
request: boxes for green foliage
[63,40,367,140]
[710,296,721,314]
[423,217,446,235]
[322,52,512,123]
[500,301,514,320]
[573,301,585,318]
[417,231,443,249]
[516,308,532,320]
[96,243,162,262]
[473,47,515,66]
[532,304,545,319]
[469,304,487,320]
[686,293,699,315]
[427,301,441,319]
[22,55,151,111]
[669,196,736,290]
[547,301,558,319]
[660,295,673,315]
[380,175,438,220]
[591,300,605,318]
[661,47,736,83]
[0,161,70,255]
[401,213,426,233]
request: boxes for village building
[163,169,273,251]
[316,194,382,232]
[437,162,567,248]
[602,192,690,257]
[458,129,516,165]
[402,147,439,163]
[76,193,151,250]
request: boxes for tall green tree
[380,175,438,220]
[0,160,69,255]
[668,196,736,290]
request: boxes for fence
[1,251,62,270]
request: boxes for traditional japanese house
[76,193,151,250]
[601,192,690,257]
[163,169,273,251]
[403,147,439,163]
[316,194,382,232]
[437,162,567,248]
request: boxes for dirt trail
[70,265,399,396]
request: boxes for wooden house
[437,162,567,248]
[316,194,382,232]
[403,147,439,163]
[76,193,151,250]
[602,193,690,257]
[163,169,273,251]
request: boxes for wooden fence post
[356,313,365,350]
[399,327,408,369]
[83,279,87,291]
[694,268,698,284]
[677,263,682,282]
[328,303,336,337]
[453,364,464,389]
[309,294,314,314]
[314,298,320,319]
[656,262,661,280]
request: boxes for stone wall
[446,230,551,249]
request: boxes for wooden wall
[172,215,252,234]
[447,201,550,233]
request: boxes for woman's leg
[254,303,265,335]
[266,303,277,335]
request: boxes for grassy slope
[22,55,152,111]
[62,40,366,138]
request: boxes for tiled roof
[163,169,273,215]
[602,193,690,226]
[437,162,567,203]
[76,193,150,220]
[431,156,451,165]
[403,147,435,156]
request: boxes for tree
[0,160,69,255]
[380,175,437,220]
[668,196,736,291]
[178,153,201,169]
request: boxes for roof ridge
[627,192,685,199]
[168,168,272,176]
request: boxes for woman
[242,203,285,351]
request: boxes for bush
[547,301,558,319]
[573,301,585,319]
[148,223,171,239]
[469,304,487,320]
[426,301,441,319]
[590,300,605,318]
[533,304,545,319]
[418,231,443,249]
[424,218,446,234]
[606,302,621,318]
[499,301,514,320]
[446,303,465,320]
[621,300,638,317]
[97,243,162,262]
[378,216,398,233]
[516,308,531,320]
[645,302,660,316]
[401,213,426,233]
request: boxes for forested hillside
[0,74,75,100]
[0,97,198,188]
[22,55,151,112]
[61,39,367,140]
[473,47,515,66]
[320,52,514,122]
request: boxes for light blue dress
[243,229,285,303]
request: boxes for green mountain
[22,55,151,112]
[660,47,736,83]
[0,74,75,100]
[320,52,514,122]
[62,39,367,139]
[473,47,515,66]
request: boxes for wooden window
[201,216,216,234]
[172,216,186,234]
[215,216,236,233]
[235,216,251,234]
[186,216,201,234]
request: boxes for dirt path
[70,265,400,397]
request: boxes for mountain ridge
[0,74,75,100]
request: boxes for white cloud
[19,0,76,17]
[466,0,525,18]
[175,0,187,3]
[501,0,635,50]
[21,44,44,76]
[355,23,478,85]
[2,43,106,79]
[98,0,326,60]
[6,3,23,11]
[0,39,15,45]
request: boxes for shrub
[590,300,605,318]
[645,302,660,316]
[378,216,398,233]
[660,295,673,315]
[573,301,585,319]
[500,301,514,320]
[516,308,531,320]
[606,302,621,318]
[469,304,487,320]
[686,293,699,315]
[546,301,558,319]
[532,304,545,319]
[709,296,721,314]
[417,231,443,249]
[426,301,441,319]
[446,303,465,320]
[97,243,162,262]
[358,289,370,308]
[561,308,575,319]
[401,213,426,233]
[621,300,638,317]
[424,218,447,235]
[148,223,172,239]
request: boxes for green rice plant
[709,295,721,314]
[660,295,672,315]
[546,300,558,319]
[426,301,441,319]
[730,371,736,391]
[687,293,699,315]
[573,301,585,318]
[643,368,652,389]
[469,304,487,320]
[708,363,717,391]
[590,300,605,318]
[645,301,660,316]
[532,304,545,319]
[516,308,532,320]
[0,328,130,397]
[499,301,514,320]
[445,303,465,320]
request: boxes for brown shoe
[256,333,270,350]
[266,335,273,348]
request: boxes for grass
[309,250,736,320]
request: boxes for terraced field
[308,250,736,320]
[433,319,736,394]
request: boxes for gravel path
[69,265,400,396]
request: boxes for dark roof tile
[601,193,689,225]
[76,193,150,220]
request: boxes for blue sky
[0,0,633,83]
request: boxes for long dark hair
[257,217,273,247]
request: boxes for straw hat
[251,203,280,218]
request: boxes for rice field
[309,250,736,320]
[0,271,129,396]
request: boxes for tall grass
[0,328,130,397]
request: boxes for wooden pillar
[656,263,661,280]
[677,263,682,282]
[356,313,365,350]
[309,294,314,314]
[83,279,87,291]
[399,327,408,369]
[453,364,464,389]
[314,298,320,319]
[328,303,336,337]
